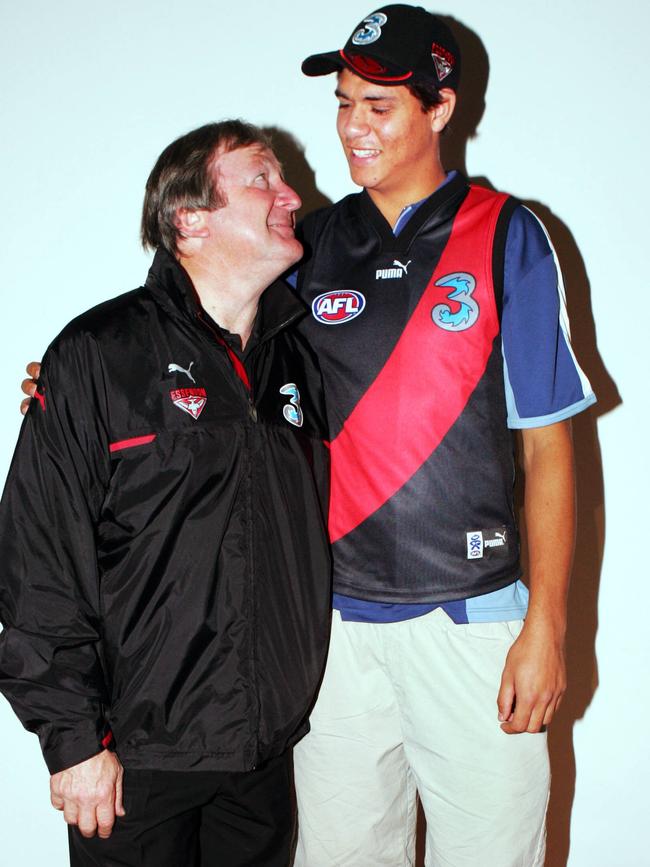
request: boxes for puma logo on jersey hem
[466,528,509,559]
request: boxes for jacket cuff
[40,720,113,775]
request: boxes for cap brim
[302,49,414,85]
[301,51,345,77]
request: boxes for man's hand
[50,750,125,838]
[497,618,566,733]
[20,361,41,415]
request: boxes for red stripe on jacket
[109,434,157,453]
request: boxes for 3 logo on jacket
[312,290,366,325]
[431,272,480,332]
[280,383,303,427]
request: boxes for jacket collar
[144,248,307,343]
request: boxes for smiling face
[206,144,303,274]
[335,68,452,223]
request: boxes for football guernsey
[294,173,595,611]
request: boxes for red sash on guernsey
[328,186,509,544]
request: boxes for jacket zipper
[196,310,260,768]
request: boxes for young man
[1,120,331,866]
[290,5,596,865]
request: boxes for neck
[179,254,267,349]
[367,162,448,228]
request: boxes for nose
[275,180,301,213]
[339,104,371,141]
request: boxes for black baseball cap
[302,4,460,90]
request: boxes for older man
[0,120,330,866]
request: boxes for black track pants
[68,753,293,867]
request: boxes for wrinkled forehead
[211,142,282,175]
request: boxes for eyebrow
[334,87,396,103]
[251,150,279,169]
[251,154,285,179]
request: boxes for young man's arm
[497,419,575,733]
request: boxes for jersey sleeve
[501,205,596,428]
[0,331,112,773]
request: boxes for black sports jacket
[0,250,331,775]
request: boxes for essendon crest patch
[169,387,207,420]
[431,42,455,82]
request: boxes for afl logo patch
[312,290,366,325]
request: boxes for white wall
[0,2,647,864]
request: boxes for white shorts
[293,608,549,867]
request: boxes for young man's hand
[20,361,40,414]
[497,617,566,733]
[50,750,125,838]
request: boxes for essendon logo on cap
[170,387,207,420]
[312,290,366,325]
[431,42,455,81]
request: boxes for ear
[430,88,457,133]
[174,208,210,240]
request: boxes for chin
[286,243,303,267]
[348,166,377,190]
[287,236,303,256]
[276,240,303,272]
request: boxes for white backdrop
[0,1,648,865]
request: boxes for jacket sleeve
[0,330,112,774]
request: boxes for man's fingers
[542,692,564,727]
[62,801,80,826]
[26,361,41,380]
[96,801,117,839]
[501,691,557,734]
[20,365,40,414]
[500,689,534,733]
[77,805,99,839]
[21,377,37,398]
[114,766,125,817]
[50,792,64,811]
[525,702,547,734]
[497,677,515,723]
[21,377,37,397]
